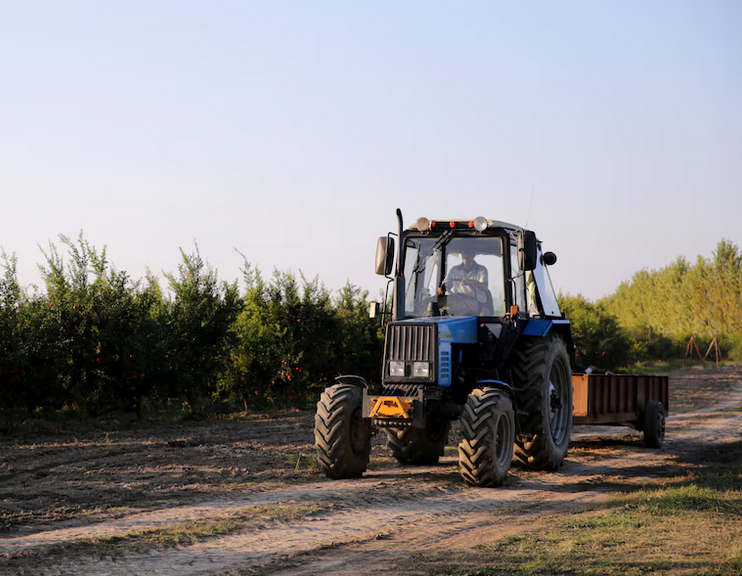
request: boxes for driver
[437,247,488,307]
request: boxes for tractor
[314,210,573,486]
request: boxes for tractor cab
[376,214,563,323]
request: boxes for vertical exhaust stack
[393,208,405,321]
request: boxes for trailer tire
[512,335,572,470]
[386,418,450,465]
[458,388,515,487]
[643,400,665,448]
[315,384,371,479]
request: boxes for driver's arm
[478,266,488,288]
[461,267,488,291]
[438,266,459,295]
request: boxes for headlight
[412,362,429,378]
[389,361,405,377]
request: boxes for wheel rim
[548,359,569,445]
[656,412,666,442]
[495,412,512,466]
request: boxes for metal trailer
[572,373,668,447]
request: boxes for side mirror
[375,236,395,276]
[542,251,557,266]
[369,301,380,319]
[517,230,538,271]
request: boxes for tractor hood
[400,316,478,344]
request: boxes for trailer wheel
[386,418,450,465]
[512,336,572,470]
[458,388,515,487]
[643,400,665,448]
[315,384,371,479]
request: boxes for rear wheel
[512,336,572,470]
[643,400,665,448]
[386,417,450,465]
[315,384,371,479]
[458,388,515,487]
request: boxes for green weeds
[289,453,319,472]
[418,463,742,576]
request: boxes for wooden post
[703,337,722,369]
[716,340,721,369]
[686,336,703,362]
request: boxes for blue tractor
[314,210,574,486]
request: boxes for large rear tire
[512,336,572,470]
[386,417,450,465]
[458,388,515,487]
[315,384,371,479]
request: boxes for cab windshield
[402,235,505,318]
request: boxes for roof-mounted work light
[472,216,489,232]
[416,217,431,232]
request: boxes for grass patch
[622,483,742,515]
[625,360,742,376]
[622,358,696,374]
[288,453,319,471]
[417,464,742,576]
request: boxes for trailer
[572,372,668,448]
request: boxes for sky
[1,1,741,302]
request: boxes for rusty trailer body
[572,373,669,447]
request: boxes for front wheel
[458,388,515,487]
[315,384,371,479]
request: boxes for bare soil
[1,365,741,576]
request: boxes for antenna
[525,186,534,229]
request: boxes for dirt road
[1,367,741,575]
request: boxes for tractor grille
[385,323,436,362]
[383,322,437,384]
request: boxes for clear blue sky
[2,1,741,301]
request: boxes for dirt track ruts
[1,368,741,576]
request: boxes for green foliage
[335,281,384,381]
[13,233,737,422]
[602,239,742,359]
[558,293,631,369]
[217,258,382,410]
[1,234,384,424]
[721,334,742,363]
[162,244,241,410]
[218,262,284,409]
[556,239,742,366]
